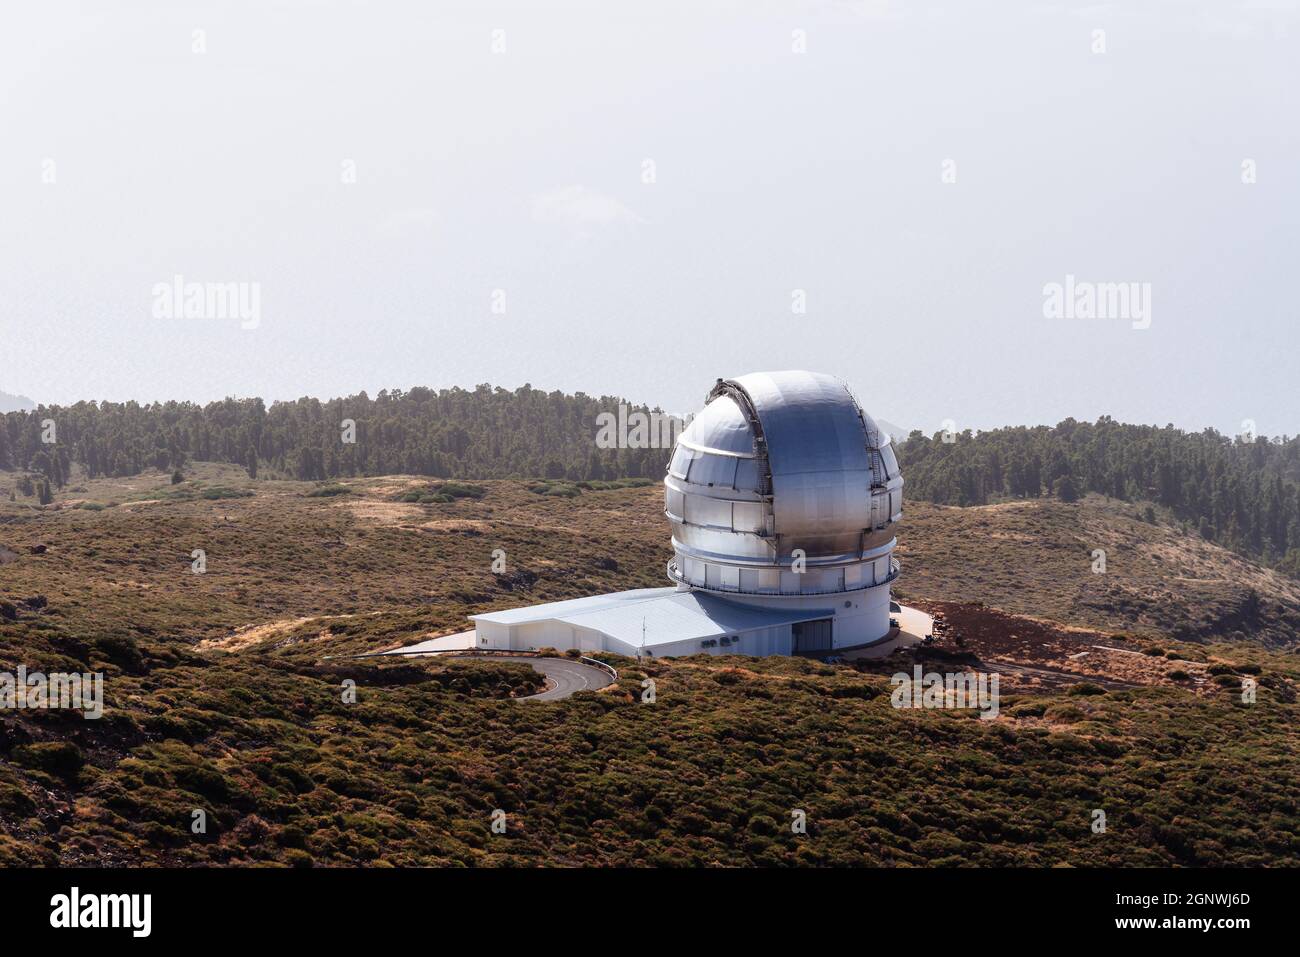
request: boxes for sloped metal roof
[472,587,831,649]
[468,588,673,625]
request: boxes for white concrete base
[719,579,894,650]
[895,605,934,644]
[840,604,932,661]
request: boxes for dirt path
[199,612,378,652]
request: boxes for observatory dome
[664,370,903,598]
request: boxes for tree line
[0,385,673,487]
[897,417,1300,578]
[4,389,1299,578]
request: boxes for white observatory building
[469,370,904,657]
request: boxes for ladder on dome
[844,383,887,491]
[708,378,775,499]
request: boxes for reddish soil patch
[882,600,1215,695]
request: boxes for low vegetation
[0,466,1296,866]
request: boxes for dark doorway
[792,618,833,653]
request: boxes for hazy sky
[2,0,1297,436]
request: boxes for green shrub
[527,481,580,497]
[93,634,145,672]
[170,764,230,800]
[1044,704,1085,723]
[274,766,315,794]
[439,482,486,499]
[12,742,85,780]
[305,484,351,497]
[277,825,308,848]
[397,482,484,503]
[0,784,37,814]
[1091,737,1127,758]
[1007,700,1048,718]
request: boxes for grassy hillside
[899,496,1300,646]
[0,468,1296,866]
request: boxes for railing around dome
[667,557,900,596]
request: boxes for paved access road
[378,636,614,701]
[504,656,614,701]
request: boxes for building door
[792,618,833,653]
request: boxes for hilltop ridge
[0,390,35,414]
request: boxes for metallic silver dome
[664,370,902,596]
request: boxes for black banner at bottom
[0,866,1279,942]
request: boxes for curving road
[369,638,614,701]
[503,656,614,701]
